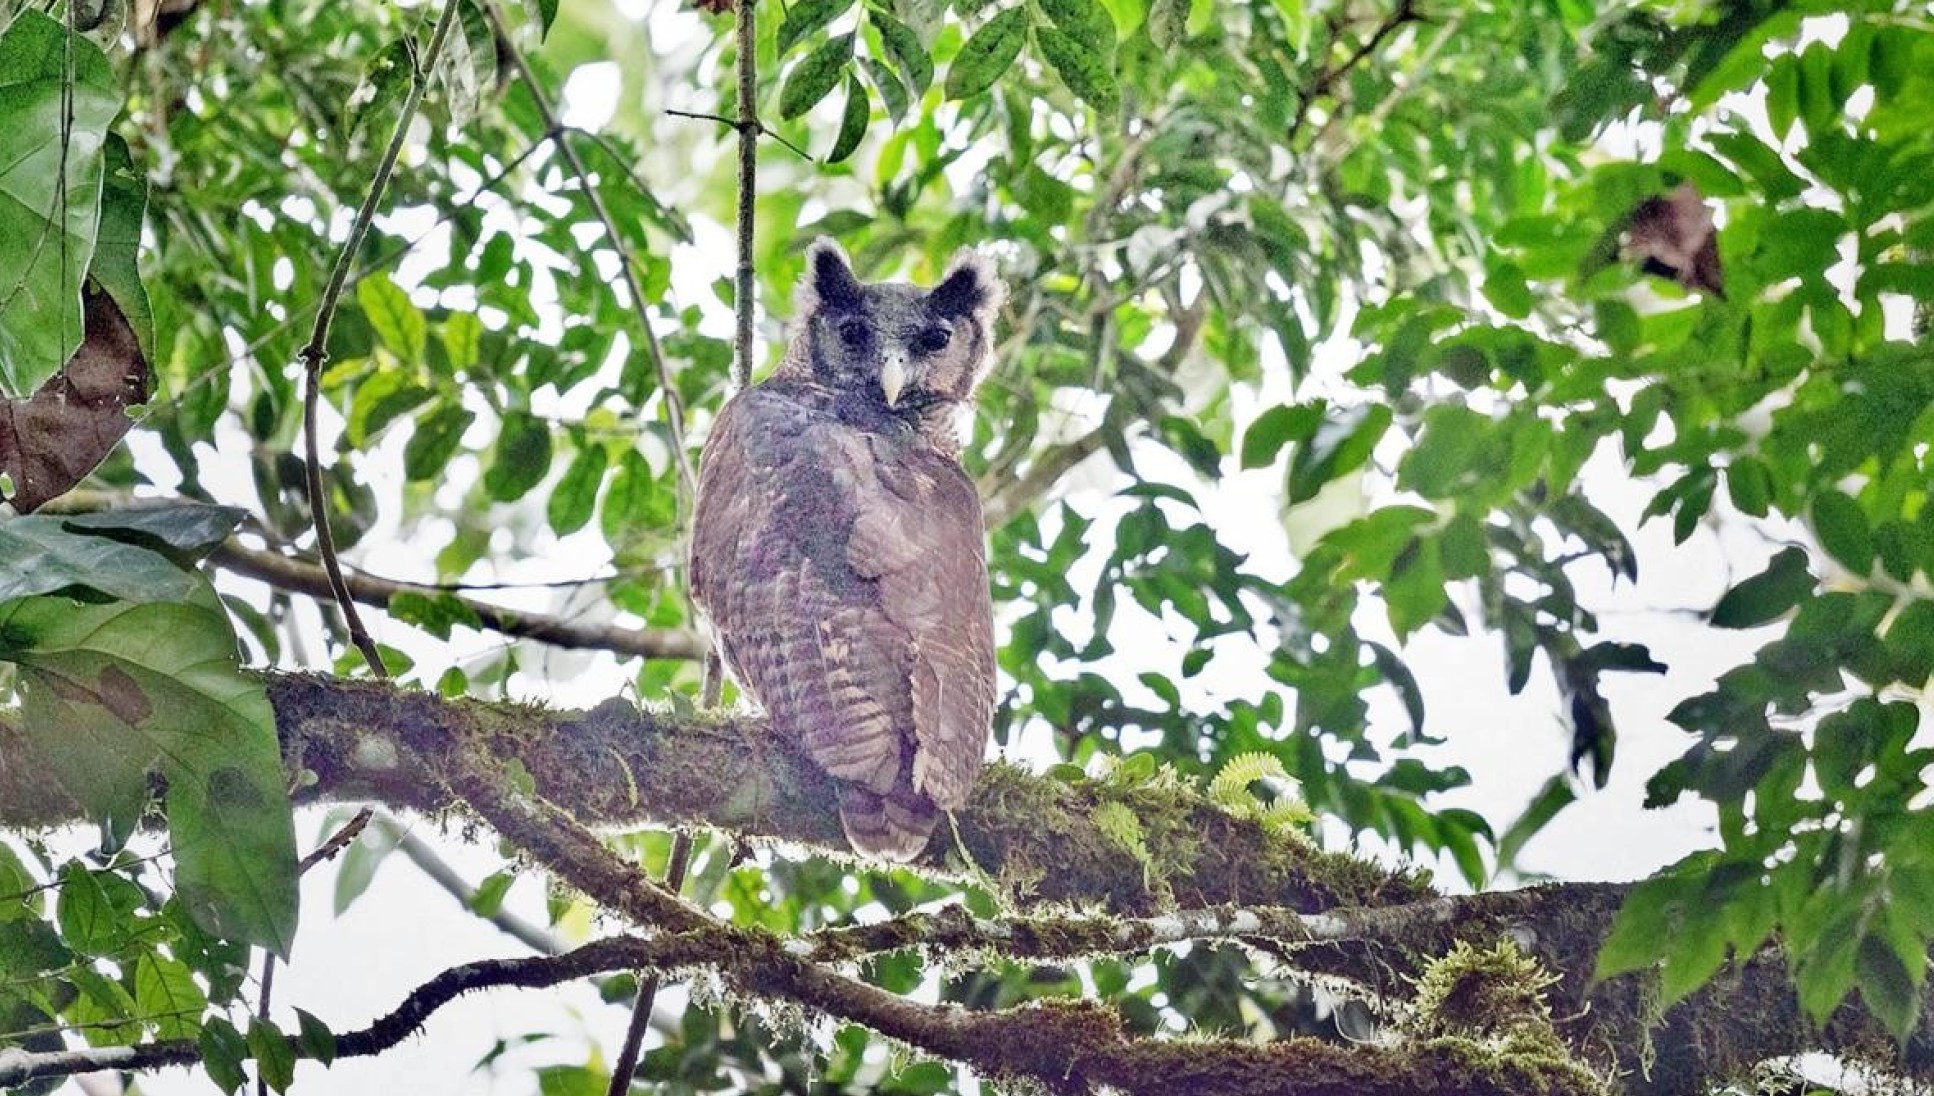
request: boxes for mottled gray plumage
[689,238,1002,861]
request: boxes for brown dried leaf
[0,284,151,513]
[1626,182,1725,297]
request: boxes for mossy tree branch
[4,674,1931,1093]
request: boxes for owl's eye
[911,325,951,355]
[837,319,870,348]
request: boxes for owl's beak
[879,355,907,407]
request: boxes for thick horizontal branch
[210,542,708,661]
[0,674,1421,917]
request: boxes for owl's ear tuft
[928,248,1004,326]
[797,237,864,316]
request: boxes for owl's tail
[836,784,938,862]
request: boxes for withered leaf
[0,283,151,513]
[1626,182,1725,297]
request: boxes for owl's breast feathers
[689,379,996,859]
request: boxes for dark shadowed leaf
[1711,546,1814,629]
[1811,489,1873,574]
[829,75,871,163]
[0,286,151,512]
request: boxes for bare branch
[209,541,707,660]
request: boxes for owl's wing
[690,392,927,796]
[847,438,996,811]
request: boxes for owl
[688,238,1002,861]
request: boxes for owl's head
[791,237,1003,414]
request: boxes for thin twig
[1285,0,1421,143]
[301,807,374,873]
[483,1,698,511]
[664,108,811,162]
[603,829,693,1094]
[294,0,464,680]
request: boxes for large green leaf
[944,8,1028,99]
[0,513,220,603]
[0,12,123,394]
[0,584,298,957]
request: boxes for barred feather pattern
[689,366,996,861]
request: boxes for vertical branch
[732,0,759,390]
[295,0,463,680]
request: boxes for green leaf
[200,1016,250,1094]
[55,863,139,955]
[348,39,414,138]
[538,1065,609,1096]
[0,12,121,395]
[526,0,560,36]
[548,444,608,535]
[945,8,1029,100]
[2,586,299,956]
[1595,874,1682,980]
[1856,932,1920,1042]
[1288,404,1390,504]
[779,33,855,120]
[388,590,484,640]
[60,506,245,566]
[1811,489,1872,574]
[247,1017,298,1093]
[1497,774,1575,868]
[332,816,398,915]
[777,0,856,56]
[1367,641,1425,740]
[134,951,209,1039]
[1725,456,1773,518]
[1397,405,1491,499]
[1035,27,1120,116]
[862,57,910,123]
[1383,536,1447,637]
[1037,0,1115,52]
[1240,403,1323,469]
[483,410,554,502]
[92,134,155,364]
[295,1008,338,1066]
[1710,546,1813,629]
[870,10,933,93]
[468,870,515,916]
[1481,258,1534,319]
[436,0,500,128]
[828,75,870,163]
[442,311,482,371]
[404,401,475,481]
[0,512,223,603]
[355,274,427,363]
